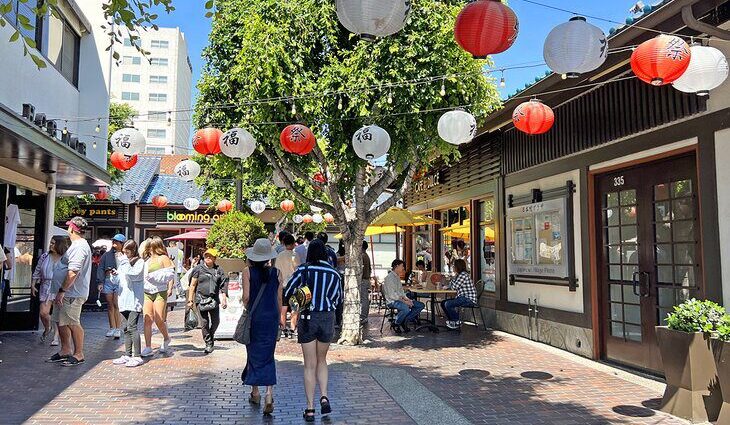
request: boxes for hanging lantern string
[515,0,730,44]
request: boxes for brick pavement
[0,308,692,425]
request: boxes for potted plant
[657,298,724,422]
[206,211,268,272]
[712,315,730,424]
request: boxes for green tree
[207,211,267,259]
[108,102,137,183]
[196,0,500,344]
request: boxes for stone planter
[215,258,247,274]
[712,339,730,424]
[656,326,722,422]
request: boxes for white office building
[110,27,192,155]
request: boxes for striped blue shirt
[284,260,342,312]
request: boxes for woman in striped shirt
[284,239,342,422]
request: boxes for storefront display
[478,199,496,292]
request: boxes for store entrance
[1,189,47,331]
[595,153,700,373]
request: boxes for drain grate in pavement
[520,371,554,380]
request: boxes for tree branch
[366,157,421,223]
[363,167,396,209]
[259,146,333,212]
[311,142,347,224]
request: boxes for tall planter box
[713,339,730,424]
[656,326,722,422]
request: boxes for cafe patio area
[0,308,692,425]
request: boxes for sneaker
[445,321,459,330]
[125,357,144,367]
[113,329,122,339]
[105,329,115,337]
[113,355,131,365]
[159,338,172,353]
[204,344,214,354]
[140,347,154,357]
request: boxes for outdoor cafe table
[403,286,457,333]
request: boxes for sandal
[248,392,261,405]
[263,394,274,415]
[61,356,85,367]
[46,353,70,363]
[320,396,332,414]
[303,408,315,422]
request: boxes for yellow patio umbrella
[369,208,438,259]
[334,225,405,239]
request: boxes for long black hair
[305,239,328,264]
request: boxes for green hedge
[206,211,267,259]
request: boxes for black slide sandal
[320,396,332,414]
[46,353,69,363]
[61,356,85,367]
[303,408,315,422]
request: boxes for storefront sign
[412,171,442,193]
[216,274,243,339]
[506,197,569,279]
[70,206,122,219]
[165,211,222,224]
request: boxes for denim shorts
[102,277,121,294]
[297,311,335,344]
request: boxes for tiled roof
[140,174,206,205]
[109,156,160,200]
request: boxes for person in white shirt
[275,233,297,337]
[294,232,314,266]
[381,260,424,334]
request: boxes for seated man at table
[440,258,478,330]
[382,260,424,333]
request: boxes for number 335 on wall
[613,176,625,187]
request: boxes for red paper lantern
[454,0,519,59]
[152,195,168,208]
[512,100,554,135]
[110,152,138,171]
[280,124,316,155]
[631,35,691,86]
[302,214,313,224]
[313,172,327,184]
[280,199,295,212]
[217,199,233,213]
[193,128,223,155]
[94,187,109,201]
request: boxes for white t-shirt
[3,204,20,282]
[65,238,93,299]
[275,249,297,283]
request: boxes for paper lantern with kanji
[192,128,223,155]
[183,197,200,211]
[173,160,200,182]
[250,201,266,214]
[512,100,554,135]
[280,124,316,155]
[324,213,335,224]
[152,195,168,208]
[217,199,233,213]
[352,125,390,160]
[94,187,109,201]
[110,152,138,171]
[293,214,304,224]
[220,128,256,159]
[302,214,313,224]
[543,17,607,78]
[454,0,519,59]
[119,189,136,205]
[672,44,729,96]
[631,35,691,86]
[336,0,411,41]
[280,199,295,212]
[110,128,145,156]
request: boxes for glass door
[1,189,46,331]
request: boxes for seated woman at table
[440,259,478,330]
[382,260,424,334]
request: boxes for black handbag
[196,293,218,312]
[234,269,271,345]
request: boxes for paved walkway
[0,308,690,425]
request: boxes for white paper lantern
[437,110,477,145]
[220,128,257,159]
[251,200,266,214]
[673,44,729,96]
[336,0,411,40]
[293,214,304,224]
[352,125,391,160]
[110,127,146,156]
[543,17,608,78]
[312,213,324,224]
[174,160,200,182]
[119,189,136,205]
[183,198,200,211]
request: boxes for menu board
[507,197,569,279]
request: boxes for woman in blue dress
[241,238,283,416]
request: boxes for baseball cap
[204,248,219,257]
[112,234,127,243]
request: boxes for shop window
[479,199,497,292]
[440,205,470,274]
[414,217,433,271]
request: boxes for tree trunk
[337,233,366,345]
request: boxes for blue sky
[153,0,641,106]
